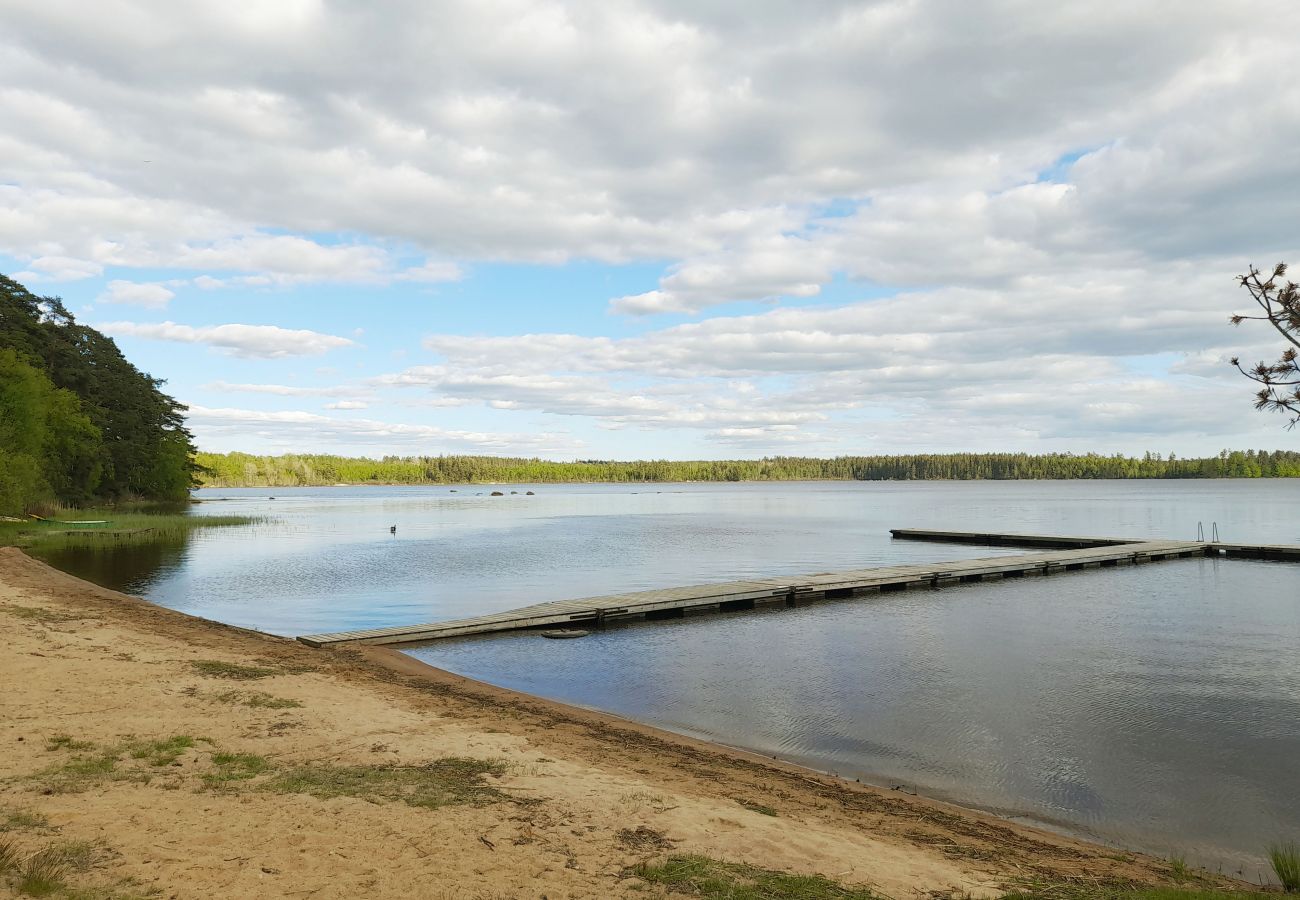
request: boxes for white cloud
[5,1,1300,452]
[610,235,834,315]
[3,1,1295,277]
[202,381,369,398]
[99,321,355,358]
[186,405,582,455]
[325,400,369,410]
[97,279,175,308]
[11,254,103,282]
[377,258,1288,452]
[394,260,463,283]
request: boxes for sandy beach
[0,546,1231,898]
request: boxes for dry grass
[126,736,195,767]
[2,606,82,625]
[213,690,302,709]
[634,855,882,899]
[201,752,271,788]
[736,797,778,817]
[6,840,96,897]
[616,826,674,852]
[190,660,278,680]
[45,734,95,752]
[2,809,50,831]
[263,758,508,810]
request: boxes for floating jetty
[298,529,1299,648]
[889,529,1300,560]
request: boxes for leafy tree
[1232,264,1300,426]
[0,349,101,513]
[0,274,196,510]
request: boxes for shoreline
[0,547,1255,898]
[192,475,1299,490]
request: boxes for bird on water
[390,525,396,534]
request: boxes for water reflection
[34,534,190,595]
[407,557,1300,880]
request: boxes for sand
[0,547,1220,898]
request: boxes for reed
[1270,841,1300,892]
[0,506,257,550]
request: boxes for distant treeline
[195,449,1300,487]
[0,275,195,513]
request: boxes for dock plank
[297,535,1225,648]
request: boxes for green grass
[202,753,271,787]
[262,758,507,810]
[213,691,302,709]
[16,855,66,897]
[0,506,257,551]
[25,735,508,816]
[1168,855,1191,880]
[10,840,95,898]
[190,660,278,680]
[0,837,20,873]
[634,855,882,899]
[127,736,194,767]
[45,734,95,752]
[736,798,778,817]
[1269,841,1300,892]
[2,809,50,831]
[3,606,81,625]
[37,750,121,793]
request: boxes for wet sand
[0,547,1232,898]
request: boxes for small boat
[26,514,111,526]
[540,629,591,639]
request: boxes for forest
[196,448,1300,487]
[0,275,196,514]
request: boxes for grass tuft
[1168,855,1190,880]
[1270,841,1300,893]
[3,809,50,831]
[190,660,278,680]
[40,751,121,792]
[0,837,20,873]
[634,854,881,899]
[3,606,80,625]
[617,826,674,852]
[9,840,96,897]
[127,736,195,767]
[736,798,778,817]
[214,691,302,709]
[202,753,271,787]
[16,858,67,896]
[263,758,507,810]
[45,734,95,752]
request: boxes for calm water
[34,480,1300,878]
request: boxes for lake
[34,480,1300,879]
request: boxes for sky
[3,0,1299,460]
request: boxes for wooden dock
[892,529,1300,560]
[888,528,1130,549]
[298,535,1219,648]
